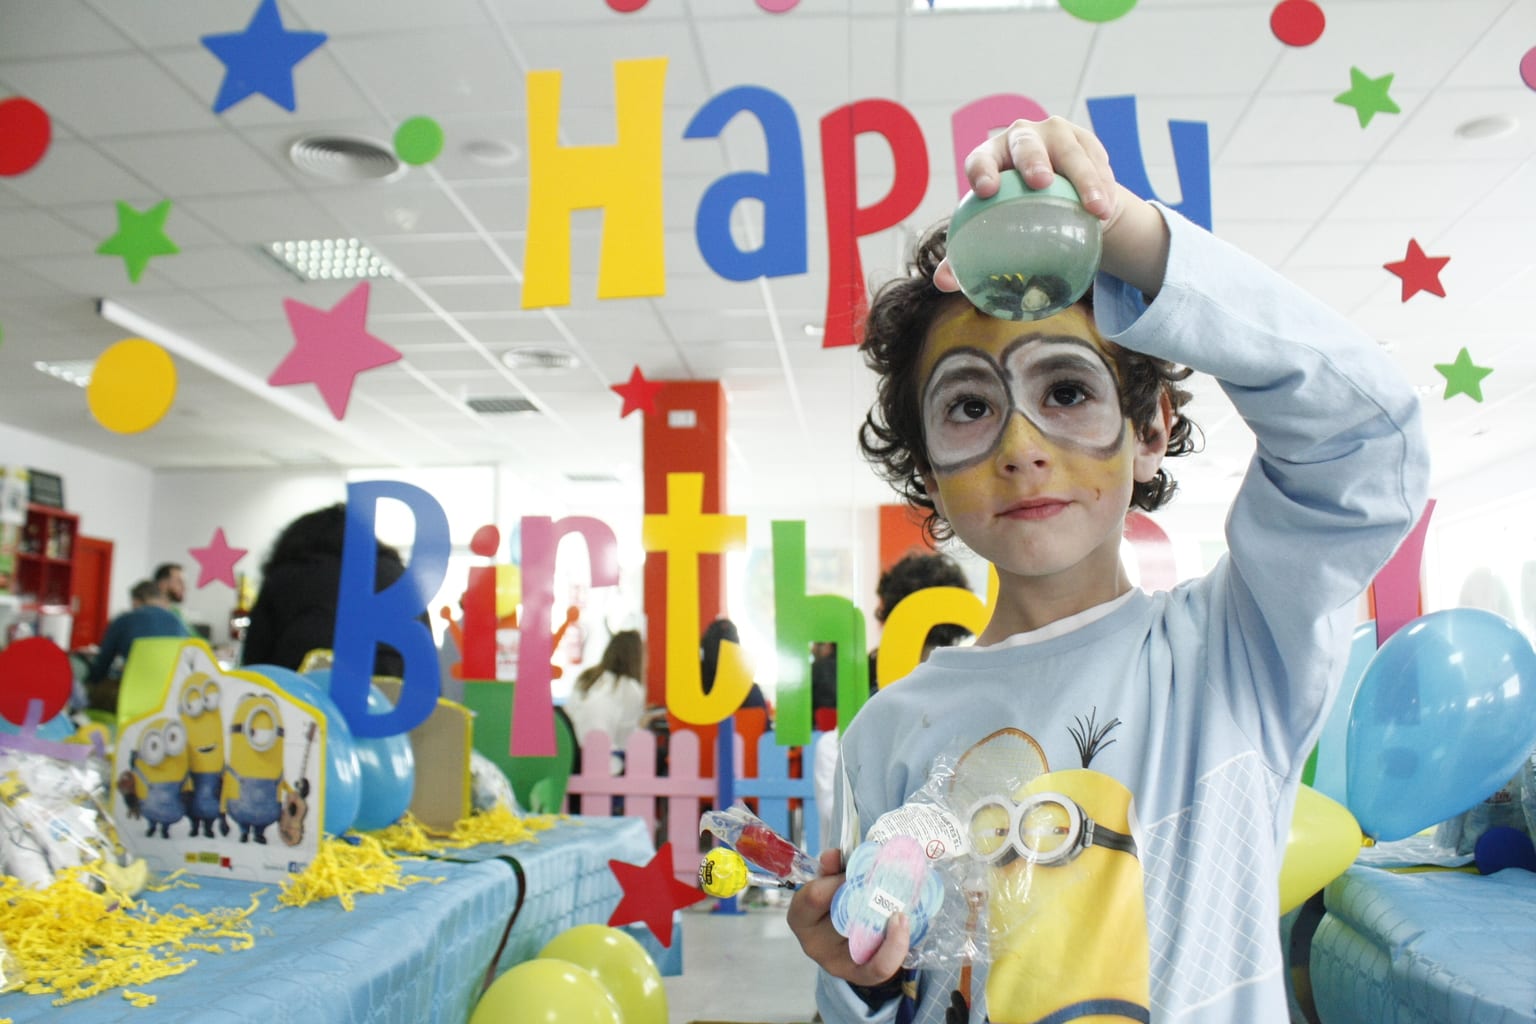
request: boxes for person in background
[563,629,659,775]
[868,550,974,688]
[86,579,192,708]
[153,562,187,627]
[240,503,415,675]
[702,617,768,717]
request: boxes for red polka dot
[0,97,52,177]
[606,0,648,11]
[0,637,72,726]
[1271,0,1325,47]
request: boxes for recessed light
[33,359,94,387]
[802,323,824,337]
[462,139,522,167]
[1454,114,1518,140]
[261,238,395,282]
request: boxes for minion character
[970,766,1149,1023]
[124,718,191,839]
[221,693,291,845]
[179,673,229,839]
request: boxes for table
[0,817,654,1024]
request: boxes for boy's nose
[994,410,1052,474]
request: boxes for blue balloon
[0,710,75,741]
[245,664,362,836]
[1346,609,1536,842]
[305,669,415,831]
[1310,621,1378,807]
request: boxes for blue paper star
[201,0,327,114]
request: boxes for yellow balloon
[1278,784,1362,914]
[539,924,668,1024]
[471,957,621,1024]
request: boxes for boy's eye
[1045,382,1091,408]
[949,396,992,422]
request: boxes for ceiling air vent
[565,472,622,485]
[288,134,405,183]
[501,345,580,373]
[467,396,539,415]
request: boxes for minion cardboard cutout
[112,638,324,882]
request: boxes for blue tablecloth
[0,816,653,1024]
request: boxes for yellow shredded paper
[0,867,258,1006]
[371,807,559,853]
[277,833,440,912]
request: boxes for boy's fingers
[819,848,844,874]
[933,259,960,293]
[865,912,910,979]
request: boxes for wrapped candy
[699,803,817,887]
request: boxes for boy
[787,116,1429,1023]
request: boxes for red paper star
[607,842,706,945]
[189,527,248,589]
[269,281,401,419]
[611,365,665,418]
[1383,239,1449,301]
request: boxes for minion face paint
[917,304,1165,586]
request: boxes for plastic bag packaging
[0,746,133,891]
[699,803,819,885]
[1434,771,1528,856]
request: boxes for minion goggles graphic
[229,711,284,751]
[966,791,1137,867]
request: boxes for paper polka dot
[1271,0,1325,47]
[1521,46,1536,91]
[606,0,648,11]
[0,637,73,726]
[394,116,444,166]
[0,97,52,177]
[1059,0,1138,22]
[87,338,178,434]
[755,0,801,10]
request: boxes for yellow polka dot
[87,338,176,434]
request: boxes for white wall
[0,421,155,618]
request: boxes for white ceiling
[2,0,1533,530]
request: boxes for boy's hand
[787,848,912,986]
[936,115,1169,299]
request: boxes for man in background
[154,562,188,628]
[86,579,191,708]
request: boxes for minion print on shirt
[950,714,1150,1024]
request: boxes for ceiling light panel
[263,238,395,282]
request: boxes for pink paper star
[607,842,707,945]
[269,281,401,419]
[1384,239,1450,302]
[611,365,665,418]
[189,528,248,589]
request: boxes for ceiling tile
[0,53,213,136]
[99,131,295,197]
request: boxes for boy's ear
[1133,392,1173,484]
[919,468,946,522]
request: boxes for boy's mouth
[998,498,1069,520]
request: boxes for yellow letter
[641,473,749,724]
[522,57,668,307]
[875,567,998,687]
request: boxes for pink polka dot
[1521,46,1536,91]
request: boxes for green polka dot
[1059,0,1137,22]
[394,117,445,166]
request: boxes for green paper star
[1334,66,1401,128]
[96,199,179,283]
[1433,347,1493,402]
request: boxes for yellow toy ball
[698,847,749,898]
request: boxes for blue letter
[685,86,807,281]
[1087,95,1211,230]
[332,481,449,738]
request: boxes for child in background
[787,115,1429,1023]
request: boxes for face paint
[921,335,1125,474]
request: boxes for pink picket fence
[564,723,826,884]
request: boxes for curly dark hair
[858,221,1199,542]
